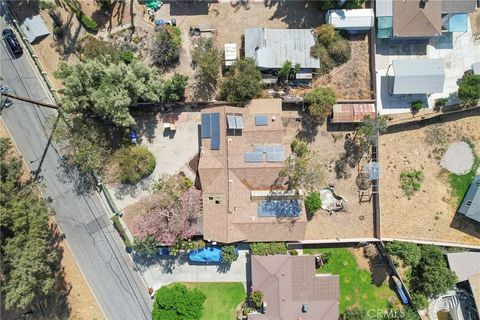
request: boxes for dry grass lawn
[380,114,480,246]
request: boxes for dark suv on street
[2,29,23,56]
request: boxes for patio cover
[332,103,376,123]
[392,59,445,94]
[20,15,50,43]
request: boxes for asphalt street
[0,9,152,320]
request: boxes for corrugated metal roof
[458,176,480,223]
[244,28,320,69]
[376,0,393,17]
[20,15,50,43]
[332,104,376,123]
[446,252,480,282]
[326,9,374,30]
[442,0,476,13]
[392,59,445,94]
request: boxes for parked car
[2,29,23,56]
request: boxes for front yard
[182,282,246,320]
[304,247,399,313]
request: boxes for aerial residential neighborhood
[0,0,479,319]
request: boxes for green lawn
[448,155,479,206]
[182,282,246,320]
[303,248,396,313]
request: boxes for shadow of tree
[266,0,324,28]
[133,112,160,143]
[295,112,321,143]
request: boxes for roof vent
[302,304,310,313]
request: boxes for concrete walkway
[133,247,250,290]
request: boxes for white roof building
[326,9,375,32]
[20,15,50,43]
[391,59,445,95]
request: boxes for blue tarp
[448,14,468,32]
[188,246,222,263]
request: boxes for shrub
[305,192,322,215]
[151,25,182,70]
[250,242,287,256]
[385,241,421,267]
[53,26,63,37]
[311,43,336,75]
[80,13,99,32]
[289,249,299,256]
[400,170,424,196]
[305,87,337,121]
[120,50,134,64]
[328,38,351,65]
[219,58,262,106]
[163,73,189,102]
[435,97,448,108]
[411,100,424,111]
[221,245,238,264]
[250,290,263,309]
[344,0,366,9]
[313,0,336,11]
[133,236,159,256]
[40,0,56,10]
[277,60,300,82]
[411,292,428,310]
[114,146,156,184]
[77,35,121,61]
[153,283,206,320]
[291,139,309,158]
[183,176,193,189]
[458,74,480,106]
[112,215,132,248]
[316,24,336,46]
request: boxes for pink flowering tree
[131,188,202,245]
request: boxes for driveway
[375,17,480,114]
[133,246,250,290]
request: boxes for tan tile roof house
[248,255,340,320]
[393,0,443,38]
[198,99,308,243]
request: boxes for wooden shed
[331,103,376,123]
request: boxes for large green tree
[152,283,206,320]
[304,87,337,121]
[0,138,58,310]
[54,56,187,127]
[356,115,388,146]
[458,74,480,106]
[219,58,262,105]
[192,37,222,101]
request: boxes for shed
[331,104,376,123]
[244,28,320,70]
[326,9,375,32]
[224,43,237,67]
[20,15,50,43]
[457,176,480,224]
[392,59,445,95]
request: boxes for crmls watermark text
[366,309,406,318]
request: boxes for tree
[304,192,322,215]
[219,58,262,106]
[163,73,189,102]
[356,115,388,146]
[221,245,238,264]
[131,185,202,245]
[410,292,428,310]
[152,283,206,320]
[291,139,310,158]
[304,87,337,121]
[458,74,480,106]
[280,153,325,191]
[133,236,159,256]
[151,25,182,71]
[412,245,457,298]
[315,24,336,46]
[277,60,301,83]
[250,290,264,309]
[385,241,421,267]
[192,37,222,101]
[54,56,187,127]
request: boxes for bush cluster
[114,146,156,184]
[250,242,288,255]
[304,192,322,215]
[221,245,238,264]
[304,86,337,121]
[250,290,264,309]
[151,25,182,70]
[311,31,351,75]
[411,100,424,111]
[291,139,310,158]
[400,170,423,196]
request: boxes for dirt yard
[282,117,375,240]
[314,34,373,100]
[0,121,104,319]
[380,114,480,246]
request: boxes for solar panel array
[255,115,268,126]
[257,200,301,217]
[244,152,264,163]
[227,115,245,129]
[248,144,285,163]
[201,113,221,150]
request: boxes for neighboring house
[244,28,320,78]
[457,176,480,224]
[248,255,340,320]
[20,15,50,43]
[389,59,445,95]
[326,9,375,32]
[331,103,376,123]
[446,252,480,316]
[376,0,476,39]
[198,99,308,243]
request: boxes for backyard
[303,247,399,313]
[380,114,480,246]
[182,282,246,320]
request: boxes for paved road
[0,11,152,320]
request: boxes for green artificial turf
[448,156,479,206]
[303,248,396,312]
[182,282,246,320]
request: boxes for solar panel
[234,116,244,129]
[254,145,266,153]
[255,115,268,126]
[265,145,276,153]
[245,152,263,163]
[266,152,285,162]
[201,114,211,138]
[257,200,301,217]
[227,115,236,129]
[210,113,220,150]
[274,145,285,153]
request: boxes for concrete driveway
[133,246,250,291]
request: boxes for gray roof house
[446,252,480,282]
[244,28,320,70]
[457,176,480,224]
[20,15,50,43]
[391,59,445,95]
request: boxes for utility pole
[1,87,59,109]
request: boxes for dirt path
[0,121,105,320]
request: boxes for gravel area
[440,142,474,175]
